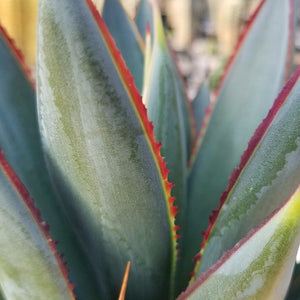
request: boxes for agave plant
[1,0,300,299]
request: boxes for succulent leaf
[0,24,99,299]
[0,151,75,299]
[135,0,153,40]
[178,186,300,300]
[196,66,300,278]
[168,44,194,159]
[183,0,294,282]
[37,0,176,299]
[1,0,300,298]
[142,2,187,214]
[102,0,145,93]
[142,4,189,292]
[191,81,211,136]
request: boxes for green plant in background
[1,0,300,299]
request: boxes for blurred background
[1,0,299,98]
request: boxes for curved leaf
[37,0,176,299]
[196,67,300,277]
[179,186,300,300]
[142,5,189,293]
[102,0,144,93]
[143,1,187,220]
[183,0,294,281]
[140,1,193,157]
[0,25,99,299]
[0,151,74,299]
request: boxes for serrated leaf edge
[84,0,178,280]
[0,149,75,299]
[191,66,300,278]
[188,0,294,170]
[178,184,300,300]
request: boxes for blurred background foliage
[0,0,299,98]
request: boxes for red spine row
[0,150,75,298]
[188,0,268,169]
[85,0,179,250]
[194,66,300,273]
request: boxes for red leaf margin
[0,24,35,89]
[0,149,75,299]
[212,0,267,96]
[84,0,179,260]
[191,65,300,277]
[178,184,300,299]
[188,0,294,169]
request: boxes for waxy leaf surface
[179,186,300,300]
[135,0,153,40]
[37,0,176,299]
[0,25,99,299]
[102,0,144,93]
[169,46,193,160]
[196,67,300,277]
[0,152,74,300]
[184,0,293,281]
[191,81,210,135]
[142,7,188,293]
